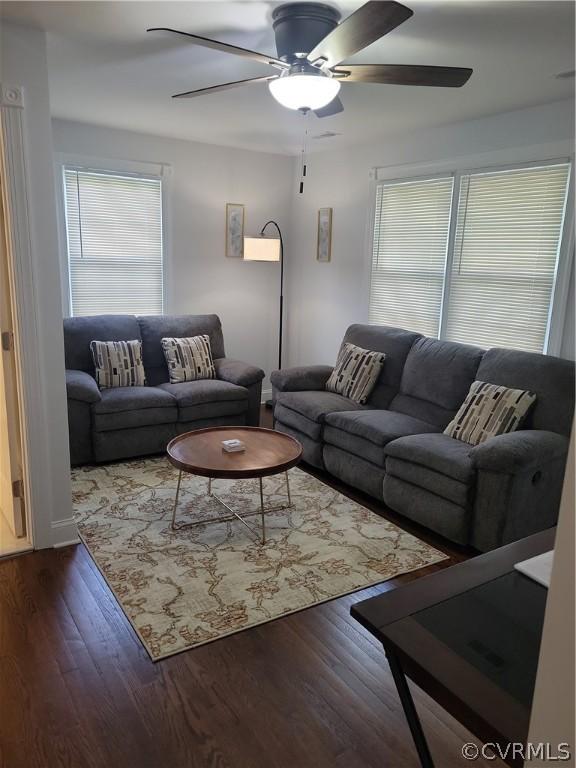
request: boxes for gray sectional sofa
[271,324,574,551]
[64,314,264,465]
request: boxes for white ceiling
[2,1,574,154]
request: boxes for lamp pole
[260,220,284,373]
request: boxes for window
[369,176,453,337]
[369,161,571,353]
[63,168,163,316]
[444,164,571,352]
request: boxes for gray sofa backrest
[63,315,142,374]
[390,337,485,428]
[343,324,422,409]
[138,314,226,385]
[476,348,575,436]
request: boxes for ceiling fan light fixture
[269,73,341,111]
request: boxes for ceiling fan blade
[314,96,344,118]
[147,28,288,70]
[333,64,473,87]
[173,76,278,99]
[307,2,413,69]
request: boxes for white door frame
[0,83,56,549]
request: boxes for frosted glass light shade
[243,236,281,262]
[269,74,340,111]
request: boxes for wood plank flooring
[0,409,501,768]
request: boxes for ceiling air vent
[312,131,342,140]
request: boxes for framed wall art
[225,203,245,258]
[317,207,332,262]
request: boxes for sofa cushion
[476,347,575,436]
[389,337,484,428]
[384,433,475,484]
[138,314,225,386]
[94,386,175,413]
[342,324,421,409]
[93,386,177,432]
[325,410,439,446]
[159,379,248,422]
[324,410,439,467]
[64,315,141,374]
[277,390,364,423]
[275,390,365,441]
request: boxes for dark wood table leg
[385,644,435,768]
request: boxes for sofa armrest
[471,430,569,475]
[214,358,265,388]
[65,369,101,404]
[270,365,334,393]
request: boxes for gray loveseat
[271,324,574,551]
[64,314,264,465]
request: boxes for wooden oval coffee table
[167,426,302,544]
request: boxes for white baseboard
[261,388,272,403]
[52,517,80,548]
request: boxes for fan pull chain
[299,112,310,194]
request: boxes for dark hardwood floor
[0,408,498,768]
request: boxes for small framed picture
[317,207,332,262]
[226,203,245,258]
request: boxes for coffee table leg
[171,469,183,531]
[208,477,212,496]
[259,477,266,545]
[285,471,292,507]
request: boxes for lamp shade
[243,236,281,262]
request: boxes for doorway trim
[0,83,61,549]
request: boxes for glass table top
[413,571,548,708]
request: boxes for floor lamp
[244,221,284,409]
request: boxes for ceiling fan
[148,1,472,118]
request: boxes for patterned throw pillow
[444,380,537,446]
[326,342,386,405]
[161,335,216,384]
[90,340,146,389]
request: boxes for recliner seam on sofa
[384,454,474,486]
[384,472,473,511]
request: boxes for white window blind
[444,163,571,352]
[369,176,454,337]
[63,168,163,316]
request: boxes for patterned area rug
[72,458,447,660]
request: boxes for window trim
[54,153,172,318]
[366,145,575,356]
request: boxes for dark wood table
[351,529,555,768]
[167,426,302,543]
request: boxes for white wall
[527,424,575,766]
[285,99,575,367]
[52,119,294,396]
[1,23,73,547]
